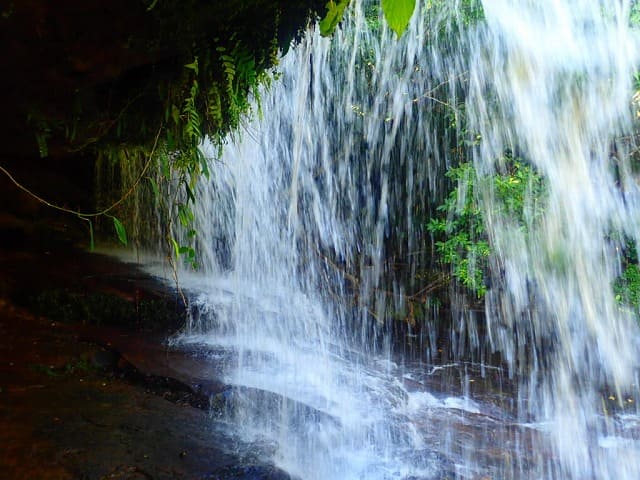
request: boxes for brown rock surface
[0,217,266,479]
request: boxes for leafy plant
[427,163,488,296]
[5,0,284,260]
[110,215,128,246]
[615,263,640,309]
[630,0,640,26]
[321,0,418,37]
[613,238,640,313]
[320,0,351,36]
[381,0,416,37]
[427,158,545,297]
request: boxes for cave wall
[0,0,323,215]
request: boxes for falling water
[152,1,640,478]
[468,1,640,478]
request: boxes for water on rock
[138,1,640,478]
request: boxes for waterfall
[468,1,640,478]
[154,1,640,478]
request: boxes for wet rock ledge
[0,217,288,480]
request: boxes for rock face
[0,0,323,158]
[0,217,317,478]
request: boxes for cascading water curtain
[468,1,640,478]
[173,2,482,478]
[160,0,640,478]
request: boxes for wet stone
[204,464,293,480]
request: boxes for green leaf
[146,176,160,198]
[382,0,415,36]
[320,0,350,37]
[184,57,199,74]
[184,182,196,204]
[112,216,128,246]
[196,148,210,179]
[159,152,171,178]
[177,204,194,227]
[170,238,180,258]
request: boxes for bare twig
[0,123,163,219]
[313,246,449,324]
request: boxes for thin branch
[0,123,163,219]
[407,72,468,111]
[314,246,449,306]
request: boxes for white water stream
[151,1,640,478]
[469,1,640,478]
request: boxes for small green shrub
[613,239,640,312]
[427,157,545,297]
[614,263,640,308]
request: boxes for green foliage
[320,0,351,36]
[215,40,266,132]
[629,1,640,26]
[427,163,489,296]
[320,0,418,37]
[154,148,200,270]
[493,158,546,226]
[20,0,282,256]
[453,0,484,25]
[364,4,383,31]
[427,159,545,297]
[158,37,273,268]
[110,216,128,246]
[424,0,484,38]
[615,263,640,309]
[613,239,640,312]
[382,0,416,37]
[93,30,273,260]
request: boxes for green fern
[207,84,223,129]
[182,78,201,143]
